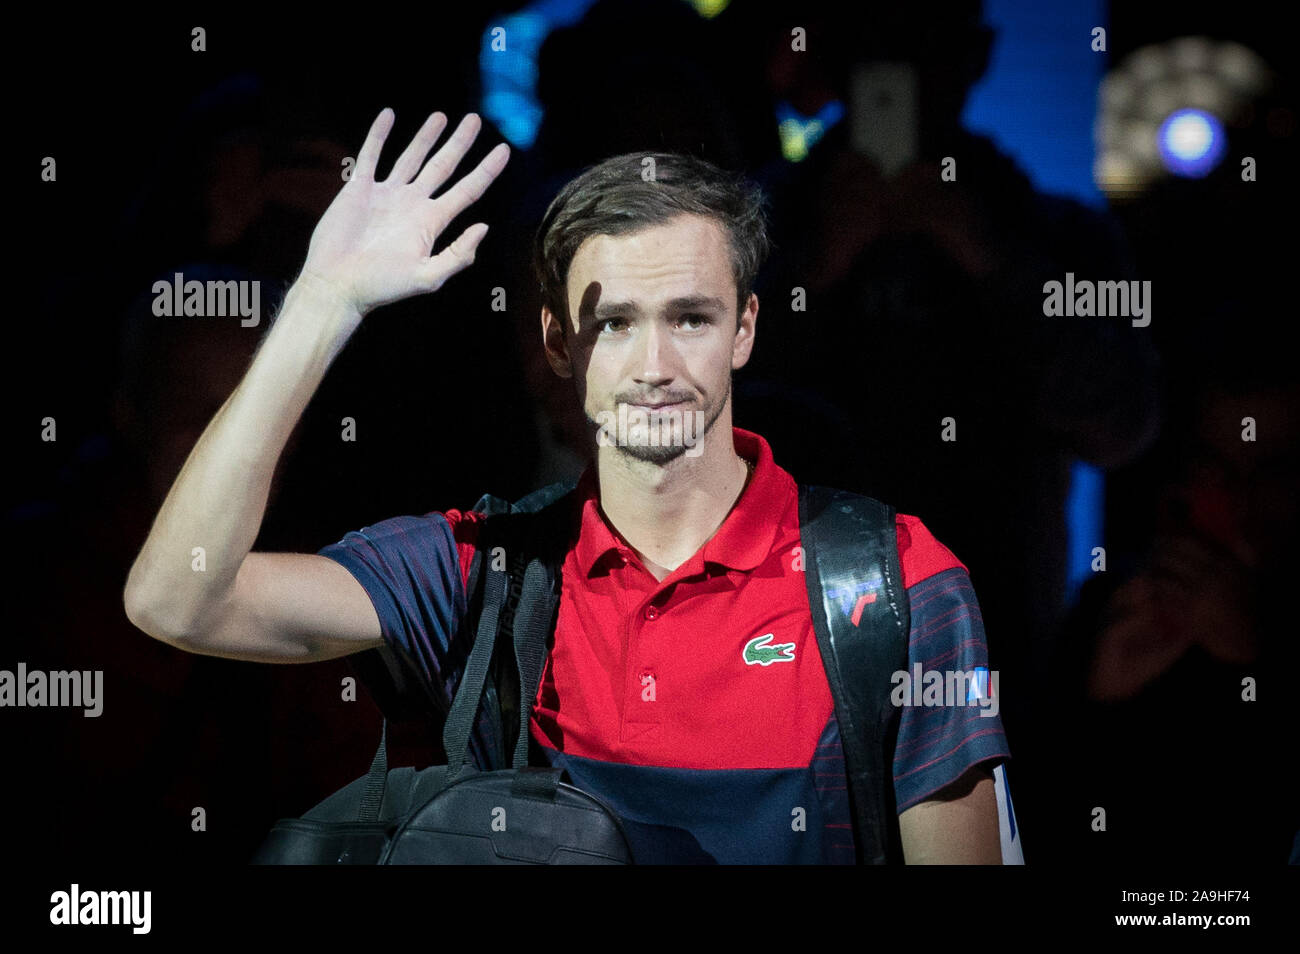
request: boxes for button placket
[620,580,662,738]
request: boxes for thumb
[422,222,489,291]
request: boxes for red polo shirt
[319,426,1011,863]
[531,426,839,769]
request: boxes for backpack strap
[493,484,578,768]
[798,484,911,864]
[463,481,577,770]
[442,542,542,778]
[343,483,576,765]
[353,489,570,814]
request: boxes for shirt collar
[573,426,791,578]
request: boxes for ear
[541,305,573,379]
[731,292,758,371]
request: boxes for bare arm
[124,108,510,661]
[898,765,1003,864]
[124,275,377,660]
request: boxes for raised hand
[299,108,510,316]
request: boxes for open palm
[300,108,510,315]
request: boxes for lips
[627,399,690,409]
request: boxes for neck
[594,416,750,582]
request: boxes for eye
[597,317,629,334]
[679,313,711,329]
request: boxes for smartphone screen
[848,62,919,176]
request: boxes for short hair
[532,152,771,330]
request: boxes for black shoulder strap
[456,481,577,770]
[344,483,575,744]
[442,545,561,777]
[798,484,910,865]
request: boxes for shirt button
[643,604,658,621]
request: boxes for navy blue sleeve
[892,566,1012,811]
[317,512,470,708]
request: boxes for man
[124,108,1013,864]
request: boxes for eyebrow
[590,295,728,319]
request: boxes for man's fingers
[412,113,484,196]
[429,142,510,230]
[387,111,449,185]
[421,223,489,291]
[354,108,396,182]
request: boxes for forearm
[899,769,1002,864]
[124,274,361,637]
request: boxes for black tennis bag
[252,487,633,864]
[252,480,909,864]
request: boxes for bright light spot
[776,99,844,163]
[1158,108,1225,176]
[685,0,731,17]
[1165,110,1213,158]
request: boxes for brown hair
[532,152,771,330]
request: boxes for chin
[618,443,692,466]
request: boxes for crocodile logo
[743,633,796,666]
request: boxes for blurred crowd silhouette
[12,2,1297,865]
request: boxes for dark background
[7,1,1297,868]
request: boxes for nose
[631,319,675,387]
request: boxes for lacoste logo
[744,633,796,666]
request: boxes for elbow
[123,582,199,649]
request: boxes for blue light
[1158,108,1226,177]
[1065,460,1103,604]
[960,0,1112,612]
[962,0,1108,210]
[479,0,600,149]
[774,98,844,162]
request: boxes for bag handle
[510,553,559,769]
[508,491,575,767]
[353,491,571,820]
[357,719,390,823]
[442,546,512,777]
[353,556,510,818]
[480,499,570,771]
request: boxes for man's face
[542,213,757,464]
